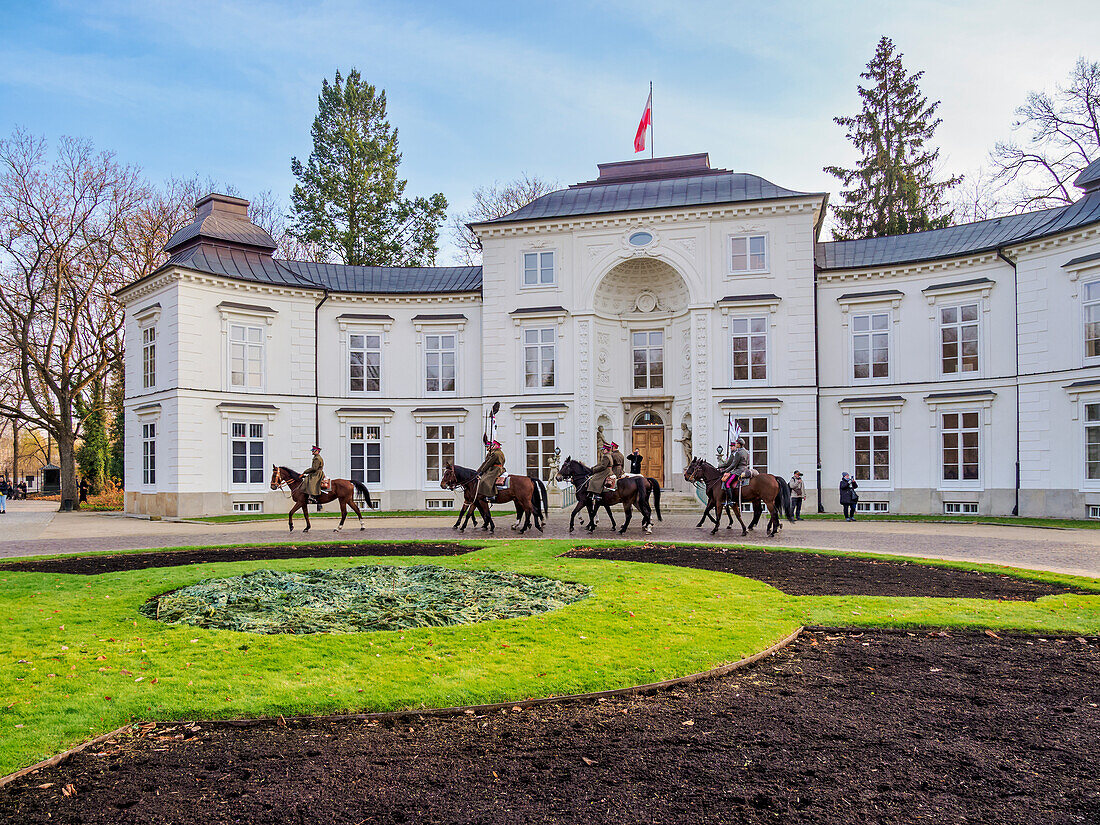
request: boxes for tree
[825,37,961,239]
[0,130,145,509]
[449,174,560,265]
[290,70,447,266]
[951,166,1008,224]
[991,58,1100,211]
[76,377,110,494]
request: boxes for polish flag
[634,91,652,153]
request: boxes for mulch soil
[0,544,473,576]
[565,544,1094,599]
[3,628,1098,824]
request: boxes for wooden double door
[631,427,665,487]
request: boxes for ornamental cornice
[1004,222,1100,257]
[819,252,1000,284]
[327,291,482,306]
[119,271,181,305]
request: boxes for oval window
[628,231,653,247]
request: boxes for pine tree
[290,70,448,266]
[825,37,961,239]
[76,378,109,496]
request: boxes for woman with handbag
[839,472,859,521]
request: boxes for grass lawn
[192,509,452,523]
[2,538,1099,776]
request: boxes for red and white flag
[634,90,652,153]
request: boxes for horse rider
[719,437,752,491]
[477,439,506,501]
[587,441,615,503]
[300,445,326,510]
[610,441,626,479]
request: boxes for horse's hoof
[303,528,311,533]
[644,526,653,535]
[742,531,748,537]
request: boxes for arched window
[634,410,663,426]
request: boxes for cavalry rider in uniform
[719,437,752,490]
[587,441,615,502]
[610,442,626,479]
[300,445,326,509]
[477,440,507,501]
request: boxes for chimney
[194,193,251,221]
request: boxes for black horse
[440,463,547,533]
[556,457,660,534]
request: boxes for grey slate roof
[279,261,482,294]
[1075,158,1100,192]
[817,191,1100,271]
[162,243,311,289]
[485,172,814,225]
[164,212,277,254]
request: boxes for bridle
[442,467,478,493]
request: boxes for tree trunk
[57,431,79,512]
[12,418,19,489]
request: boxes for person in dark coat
[626,448,644,475]
[839,472,859,521]
[789,470,805,520]
[79,478,89,504]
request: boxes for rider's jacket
[476,448,506,497]
[611,449,626,477]
[719,447,751,476]
[587,452,613,493]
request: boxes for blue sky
[1,0,1095,260]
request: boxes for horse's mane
[278,466,302,481]
[449,464,479,482]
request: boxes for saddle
[604,474,618,489]
[495,474,511,488]
[722,468,759,488]
[320,478,330,492]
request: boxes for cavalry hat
[602,442,613,450]
[610,441,619,449]
[490,440,501,448]
[311,445,321,452]
[733,437,745,446]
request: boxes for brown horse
[270,465,374,532]
[440,463,546,534]
[684,457,793,537]
[555,457,658,534]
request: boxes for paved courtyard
[1,499,1099,577]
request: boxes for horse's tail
[351,480,373,510]
[775,475,794,523]
[648,478,663,521]
[528,475,545,520]
[536,477,548,519]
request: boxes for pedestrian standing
[789,470,805,520]
[839,472,859,521]
[0,477,7,514]
[79,477,89,505]
[627,448,644,475]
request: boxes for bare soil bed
[3,629,1098,824]
[566,544,1092,599]
[0,543,473,575]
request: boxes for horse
[270,465,374,532]
[555,456,660,534]
[684,457,794,537]
[440,463,547,534]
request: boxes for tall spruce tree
[290,70,447,266]
[825,37,961,239]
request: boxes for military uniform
[610,448,625,479]
[477,446,506,499]
[587,450,613,495]
[301,453,326,497]
[719,446,751,486]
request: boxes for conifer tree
[825,37,961,239]
[290,70,447,266]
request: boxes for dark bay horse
[555,457,660,534]
[270,465,373,532]
[684,457,793,537]
[440,463,547,534]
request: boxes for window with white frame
[856,501,890,513]
[523,251,555,286]
[233,501,263,513]
[852,312,890,379]
[853,414,890,482]
[944,501,978,515]
[733,416,769,473]
[632,331,664,390]
[941,411,980,482]
[349,424,382,485]
[230,422,265,485]
[141,326,156,389]
[424,424,456,484]
[425,333,457,393]
[729,234,767,274]
[524,328,556,389]
[229,324,264,389]
[141,422,156,486]
[524,421,556,478]
[940,303,979,374]
[731,317,767,381]
[1085,281,1100,358]
[1086,403,1100,481]
[349,333,381,393]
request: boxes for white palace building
[118,152,1100,519]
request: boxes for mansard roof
[164,193,277,255]
[280,261,482,294]
[816,190,1100,271]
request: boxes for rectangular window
[729,234,767,274]
[856,501,890,513]
[733,416,769,473]
[731,316,767,381]
[349,424,382,485]
[232,501,263,513]
[523,328,556,389]
[940,303,979,374]
[854,415,890,482]
[231,421,265,485]
[852,312,890,379]
[229,324,264,389]
[632,330,664,390]
[349,333,381,393]
[1089,505,1100,520]
[1085,281,1100,358]
[142,422,156,486]
[1086,403,1100,481]
[944,501,979,515]
[523,251,555,286]
[425,333,457,393]
[941,411,980,482]
[525,421,557,479]
[425,499,457,510]
[142,326,156,389]
[424,424,456,484]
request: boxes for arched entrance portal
[631,410,664,486]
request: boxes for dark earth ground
[3,630,1098,824]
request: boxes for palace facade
[118,152,1100,518]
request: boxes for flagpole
[649,81,654,159]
